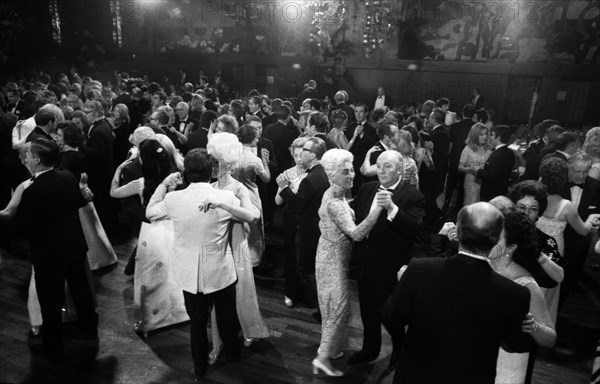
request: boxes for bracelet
[538,255,549,265]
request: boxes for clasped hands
[375,190,395,211]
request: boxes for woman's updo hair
[207,132,243,164]
[139,139,174,204]
[499,206,539,264]
[539,157,568,195]
[58,121,84,148]
[329,109,348,129]
[321,148,354,180]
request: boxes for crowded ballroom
[2,0,600,383]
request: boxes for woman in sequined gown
[312,149,383,377]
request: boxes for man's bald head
[376,150,404,188]
[457,202,504,256]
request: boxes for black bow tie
[378,186,395,193]
[569,182,584,189]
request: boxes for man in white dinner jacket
[146,148,239,380]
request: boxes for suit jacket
[13,169,88,265]
[449,119,474,171]
[562,176,600,258]
[174,115,199,134]
[146,182,237,294]
[262,121,299,172]
[350,181,425,283]
[521,139,546,181]
[431,124,451,175]
[280,163,329,247]
[187,128,209,151]
[473,95,485,109]
[26,126,54,143]
[541,150,568,164]
[476,145,515,202]
[382,254,532,384]
[314,133,338,151]
[84,118,114,195]
[373,94,393,109]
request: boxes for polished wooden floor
[1,220,599,384]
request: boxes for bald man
[349,150,425,368]
[383,202,532,383]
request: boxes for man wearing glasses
[278,137,329,320]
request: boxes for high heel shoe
[208,344,223,365]
[312,358,343,377]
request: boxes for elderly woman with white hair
[206,132,269,363]
[583,126,600,180]
[312,149,383,377]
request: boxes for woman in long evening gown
[537,158,600,323]
[275,137,308,308]
[110,138,188,336]
[206,132,269,364]
[56,121,117,271]
[458,123,491,205]
[231,124,271,266]
[488,207,557,384]
[312,149,382,377]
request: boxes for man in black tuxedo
[477,125,516,201]
[151,109,187,152]
[278,138,329,312]
[345,103,378,195]
[442,104,476,215]
[304,111,337,150]
[82,100,116,230]
[262,105,300,173]
[174,101,198,136]
[560,152,600,307]
[349,151,425,367]
[26,109,56,143]
[424,108,450,226]
[472,87,485,109]
[373,86,393,110]
[541,131,580,164]
[13,139,98,355]
[7,88,29,120]
[382,202,531,383]
[521,119,558,180]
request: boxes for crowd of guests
[1,69,600,383]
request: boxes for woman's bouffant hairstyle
[465,123,486,151]
[583,127,600,159]
[508,180,548,217]
[329,109,348,129]
[539,157,568,195]
[58,121,84,148]
[139,139,175,204]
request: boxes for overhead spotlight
[292,63,301,70]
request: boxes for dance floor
[1,222,599,384]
